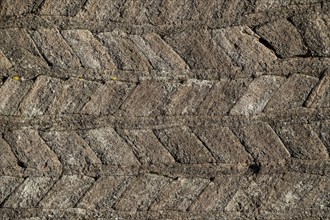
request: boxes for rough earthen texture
[0,0,330,219]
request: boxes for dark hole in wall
[249,163,261,174]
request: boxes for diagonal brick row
[0,172,329,215]
[0,73,329,117]
[0,120,329,177]
[0,28,189,71]
[1,0,326,29]
[0,17,328,72]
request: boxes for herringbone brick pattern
[0,0,329,219]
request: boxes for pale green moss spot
[12,75,21,81]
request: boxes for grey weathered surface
[0,1,330,219]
